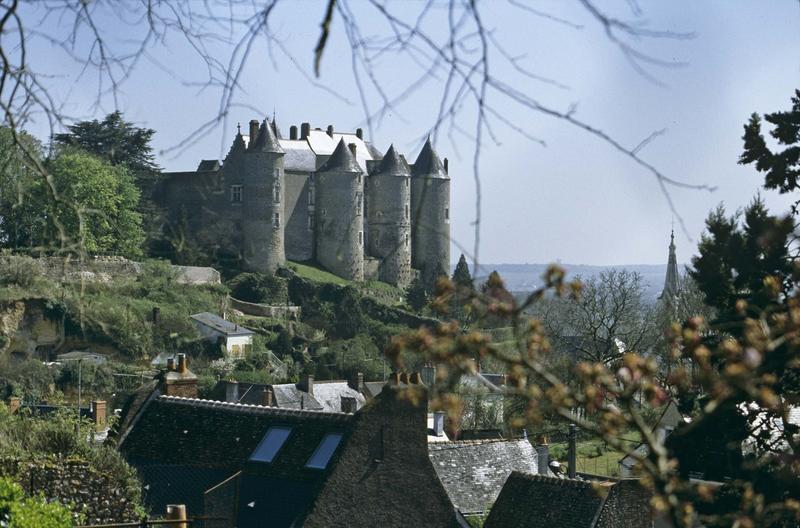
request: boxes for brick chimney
[356,128,363,139]
[300,374,314,396]
[8,397,20,414]
[410,372,423,385]
[262,387,273,407]
[433,411,446,437]
[92,400,107,431]
[290,125,298,140]
[348,372,364,392]
[162,353,198,398]
[535,434,549,475]
[399,372,410,385]
[341,396,357,413]
[301,122,310,140]
[249,120,259,142]
[225,380,239,403]
[326,124,334,137]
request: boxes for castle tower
[242,119,285,273]
[410,138,450,284]
[659,229,680,300]
[315,139,365,281]
[366,145,412,287]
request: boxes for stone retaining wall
[229,296,301,320]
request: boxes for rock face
[0,456,142,524]
[0,299,62,359]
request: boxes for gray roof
[249,120,283,153]
[412,137,447,179]
[429,438,539,515]
[271,383,324,411]
[374,144,411,176]
[307,130,373,171]
[311,381,366,412]
[197,159,220,172]
[318,138,362,173]
[189,312,254,337]
[279,139,318,172]
[56,350,107,362]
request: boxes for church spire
[660,229,680,300]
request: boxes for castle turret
[315,139,365,281]
[411,138,450,285]
[242,119,285,273]
[366,145,412,287]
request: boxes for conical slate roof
[412,137,447,178]
[271,117,282,139]
[660,230,680,300]
[249,119,283,153]
[318,138,362,173]
[375,144,410,176]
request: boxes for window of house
[250,426,292,463]
[231,185,243,203]
[273,212,280,228]
[305,433,343,469]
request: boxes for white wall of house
[225,334,253,359]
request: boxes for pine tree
[451,253,473,288]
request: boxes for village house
[190,312,254,359]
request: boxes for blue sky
[20,1,800,266]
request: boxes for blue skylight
[305,433,343,469]
[250,426,292,463]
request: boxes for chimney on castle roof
[348,143,357,157]
[301,122,310,140]
[444,157,449,174]
[290,125,298,140]
[356,128,363,140]
[249,120,259,142]
[326,125,334,137]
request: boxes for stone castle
[158,118,450,287]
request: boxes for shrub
[0,477,73,528]
[0,256,43,289]
[228,273,288,304]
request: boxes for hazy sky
[21,1,800,267]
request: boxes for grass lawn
[288,261,351,285]
[287,261,405,306]
[550,430,641,477]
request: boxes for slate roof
[363,381,386,399]
[318,138,362,173]
[309,381,366,413]
[278,139,317,172]
[306,130,375,171]
[373,144,410,176]
[208,380,365,412]
[197,159,220,172]
[190,312,254,337]
[429,438,539,515]
[249,120,283,153]
[412,137,447,178]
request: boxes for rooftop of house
[190,312,254,337]
[209,379,366,413]
[428,438,539,515]
[484,472,651,528]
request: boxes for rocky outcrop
[0,299,62,358]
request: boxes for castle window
[230,185,242,203]
[445,207,450,221]
[308,184,315,206]
[273,212,280,228]
[321,208,327,217]
[356,192,363,216]
[273,182,281,203]
[405,234,409,247]
[404,205,409,220]
[358,231,363,247]
[406,177,409,188]
[308,215,314,231]
[274,168,280,179]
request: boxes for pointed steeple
[412,137,447,178]
[376,144,410,176]
[660,229,680,300]
[224,126,247,159]
[319,138,362,173]
[248,119,283,153]
[271,116,282,139]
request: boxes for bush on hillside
[228,273,288,304]
[0,256,44,289]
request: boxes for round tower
[242,119,285,273]
[315,139,364,281]
[366,145,412,287]
[410,138,450,284]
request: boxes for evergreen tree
[451,253,473,288]
[406,275,428,311]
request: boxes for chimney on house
[341,396,357,413]
[535,434,549,475]
[444,157,449,174]
[152,306,160,324]
[301,122,311,140]
[326,125,334,137]
[568,423,577,478]
[348,372,364,392]
[433,411,446,437]
[92,400,107,431]
[8,397,20,414]
[290,125,298,140]
[262,387,273,407]
[225,380,239,403]
[356,128,363,139]
[410,372,423,385]
[249,120,259,142]
[301,374,314,396]
[348,143,357,157]
[162,353,198,399]
[165,504,187,528]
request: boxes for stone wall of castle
[315,167,364,281]
[411,176,450,280]
[242,151,285,273]
[283,172,314,261]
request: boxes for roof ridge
[429,438,527,448]
[508,470,595,487]
[157,395,352,419]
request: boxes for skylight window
[250,427,292,463]
[305,433,343,469]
